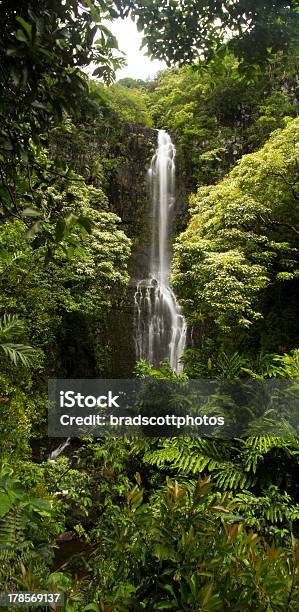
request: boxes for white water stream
[48,437,71,462]
[134,130,187,373]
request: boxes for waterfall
[47,437,71,462]
[134,129,187,373]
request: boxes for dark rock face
[108,123,156,281]
[107,124,157,376]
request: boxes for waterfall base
[134,277,186,374]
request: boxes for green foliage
[0,0,123,153]
[0,176,131,364]
[131,362,299,549]
[104,83,153,127]
[0,3,298,608]
[0,154,131,473]
[73,469,299,610]
[0,375,44,463]
[143,435,299,494]
[149,51,298,189]
[181,348,299,381]
[119,0,299,70]
[0,314,37,367]
[0,466,53,589]
[22,439,297,610]
[273,349,299,379]
[0,0,126,248]
[173,119,299,352]
[49,79,153,198]
[117,77,148,90]
[135,358,187,380]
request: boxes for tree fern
[230,486,299,536]
[142,435,299,493]
[215,462,255,489]
[0,505,38,589]
[0,469,53,589]
[143,438,253,488]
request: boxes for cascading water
[47,437,71,462]
[134,130,187,373]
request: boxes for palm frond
[0,343,37,367]
[0,314,25,340]
[0,314,37,367]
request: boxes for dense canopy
[0,1,298,609]
[118,0,299,67]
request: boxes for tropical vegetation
[0,1,298,610]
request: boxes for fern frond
[214,462,254,490]
[141,435,299,493]
[0,506,26,550]
[230,488,299,527]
